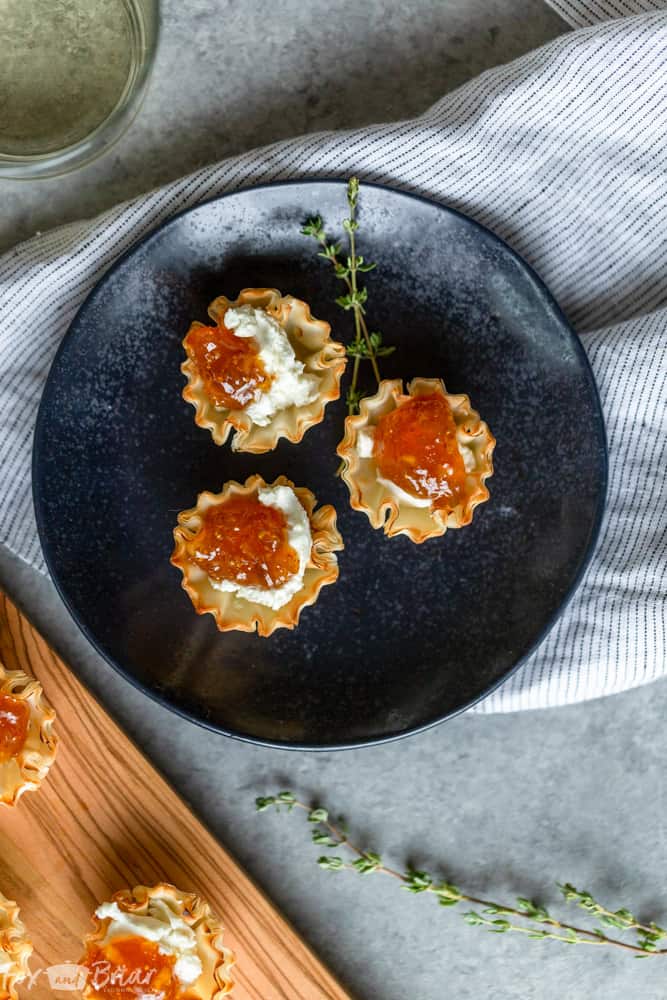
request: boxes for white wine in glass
[0,0,158,177]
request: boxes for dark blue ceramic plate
[33,181,606,749]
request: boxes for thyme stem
[301,177,394,416]
[256,792,667,958]
[346,188,381,386]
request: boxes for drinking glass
[0,0,159,179]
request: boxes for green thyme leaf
[403,869,433,893]
[311,830,339,846]
[352,852,382,875]
[489,919,511,933]
[301,216,324,238]
[435,882,462,903]
[318,856,345,871]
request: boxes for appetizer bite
[337,377,494,543]
[171,475,343,636]
[0,892,32,1000]
[181,287,346,452]
[80,883,233,1000]
[0,663,57,807]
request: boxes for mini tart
[171,474,343,637]
[0,892,32,1000]
[0,663,57,807]
[181,287,346,452]
[337,377,495,543]
[80,883,234,1000]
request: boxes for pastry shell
[80,883,234,1000]
[181,287,346,452]
[171,474,343,637]
[0,663,57,807]
[0,892,32,1000]
[337,377,495,543]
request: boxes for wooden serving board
[0,593,352,1000]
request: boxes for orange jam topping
[189,494,299,589]
[373,392,467,510]
[0,693,29,763]
[83,937,180,1000]
[184,318,271,410]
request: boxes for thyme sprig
[256,792,667,958]
[302,177,394,415]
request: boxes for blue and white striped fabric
[547,0,665,27]
[0,3,665,712]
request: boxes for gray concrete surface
[3,2,667,999]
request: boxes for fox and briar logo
[24,961,160,992]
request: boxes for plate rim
[32,177,608,750]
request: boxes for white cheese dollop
[224,305,318,424]
[95,900,202,986]
[0,952,15,975]
[378,474,433,508]
[210,485,313,610]
[460,440,476,473]
[355,427,375,459]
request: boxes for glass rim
[0,0,160,181]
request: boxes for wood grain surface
[0,593,352,1000]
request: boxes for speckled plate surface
[33,181,607,749]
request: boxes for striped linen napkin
[0,2,664,712]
